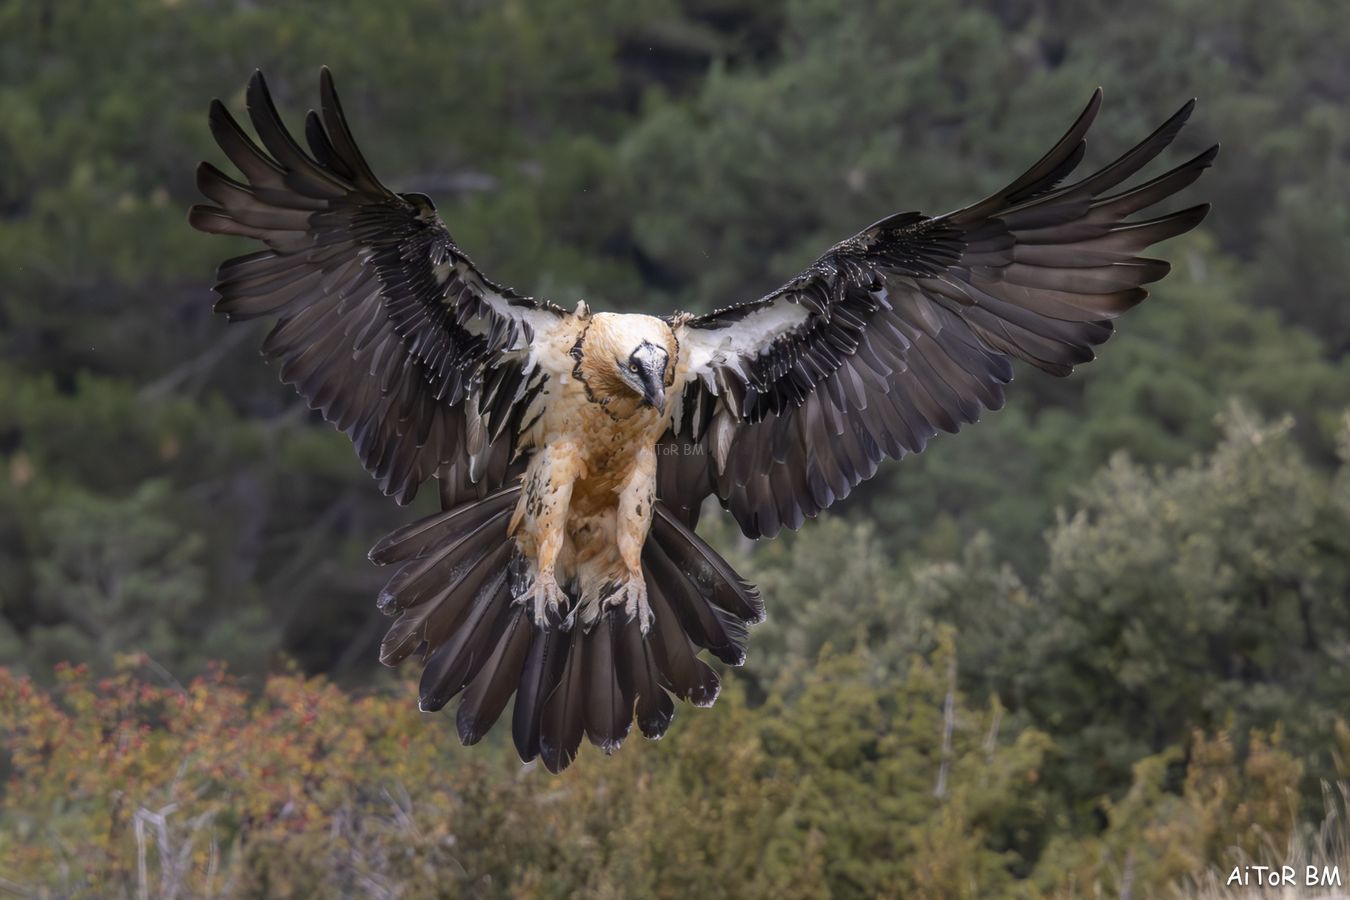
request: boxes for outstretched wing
[190,69,565,505]
[665,90,1216,537]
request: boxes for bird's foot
[517,573,567,630]
[561,600,597,633]
[606,574,654,634]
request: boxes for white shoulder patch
[680,301,809,384]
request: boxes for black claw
[547,603,567,630]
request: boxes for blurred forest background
[3,0,1350,896]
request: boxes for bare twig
[983,703,1003,763]
[137,327,253,401]
[935,653,957,800]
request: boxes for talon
[607,575,654,634]
[570,595,611,632]
[518,574,567,630]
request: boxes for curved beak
[639,369,666,413]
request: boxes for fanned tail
[370,491,764,774]
[369,486,522,669]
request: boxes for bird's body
[191,69,1215,772]
[509,310,683,630]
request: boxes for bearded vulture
[190,69,1215,772]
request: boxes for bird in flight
[191,69,1214,773]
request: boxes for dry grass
[1183,783,1350,900]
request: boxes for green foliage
[1022,408,1350,805]
[745,409,1350,817]
[29,481,208,672]
[1033,728,1308,897]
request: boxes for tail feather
[374,504,515,615]
[420,542,512,650]
[418,566,512,712]
[371,490,762,772]
[373,487,518,666]
[457,605,532,745]
[377,536,511,666]
[617,615,675,740]
[370,487,518,563]
[512,625,567,763]
[650,507,765,624]
[538,631,587,774]
[583,612,634,754]
[644,574,721,707]
[643,536,747,666]
[378,607,430,667]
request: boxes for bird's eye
[629,362,639,372]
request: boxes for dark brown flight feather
[190,68,560,505]
[666,89,1216,538]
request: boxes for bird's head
[617,340,670,413]
[574,313,676,417]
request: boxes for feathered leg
[509,440,584,628]
[606,444,656,632]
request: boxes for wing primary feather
[668,92,1209,543]
[193,69,560,508]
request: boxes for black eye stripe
[628,345,667,370]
